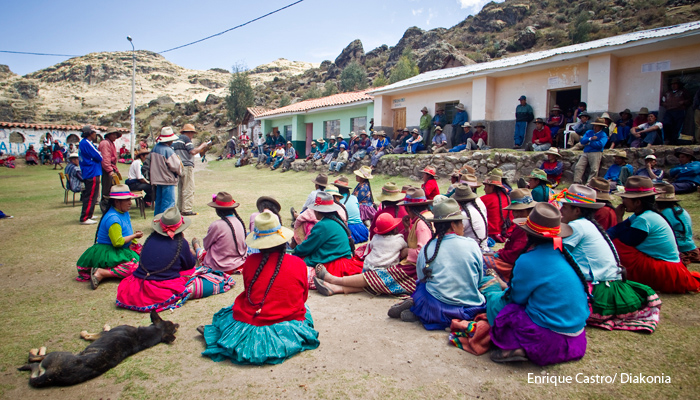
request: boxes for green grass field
[0,160,698,399]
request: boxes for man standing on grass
[173,123,209,216]
[150,127,183,215]
[98,127,122,214]
[514,95,534,148]
[78,125,102,225]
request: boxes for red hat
[373,213,403,235]
[422,166,437,176]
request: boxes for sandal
[490,348,528,363]
[313,277,335,296]
[90,269,100,290]
[387,298,414,319]
[399,309,419,322]
[196,325,205,335]
[315,264,328,281]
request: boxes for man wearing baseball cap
[633,154,663,182]
[513,96,534,148]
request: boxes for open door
[547,87,581,116]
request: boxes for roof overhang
[257,99,373,120]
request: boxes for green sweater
[293,217,351,266]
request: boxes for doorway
[547,87,581,117]
[305,123,313,155]
[661,68,700,140]
[393,108,406,140]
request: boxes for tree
[279,94,291,107]
[225,64,254,125]
[302,85,322,100]
[323,80,338,96]
[340,61,368,92]
[570,12,591,44]
[389,48,419,84]
[373,71,389,87]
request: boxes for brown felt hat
[558,184,604,209]
[503,188,536,210]
[514,203,573,239]
[105,127,122,138]
[587,177,612,201]
[180,123,197,133]
[398,188,433,206]
[311,173,329,187]
[208,191,240,209]
[483,175,503,187]
[452,184,477,202]
[256,196,281,212]
[618,176,656,198]
[333,175,350,188]
[674,147,696,160]
[655,183,681,202]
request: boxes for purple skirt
[410,282,486,330]
[491,304,587,366]
[359,204,377,222]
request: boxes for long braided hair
[137,232,184,278]
[321,211,355,252]
[246,243,286,316]
[257,199,282,223]
[495,186,513,235]
[216,208,246,253]
[656,201,687,237]
[338,186,351,205]
[579,207,624,280]
[525,235,589,296]
[458,199,487,247]
[407,204,434,236]
[420,221,451,283]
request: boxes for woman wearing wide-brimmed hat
[526,168,553,203]
[368,182,408,240]
[655,183,700,265]
[191,192,248,274]
[116,207,198,312]
[150,127,183,215]
[558,184,660,333]
[326,183,368,244]
[352,166,377,223]
[314,212,410,297]
[488,203,589,366]
[200,211,320,365]
[452,184,488,251]
[293,192,363,278]
[76,185,144,288]
[389,197,486,329]
[482,188,535,282]
[421,165,440,200]
[480,173,514,242]
[539,148,563,186]
[607,177,700,293]
[586,177,617,230]
[669,147,700,194]
[394,188,434,269]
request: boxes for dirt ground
[0,159,698,399]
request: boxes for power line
[158,0,304,53]
[0,50,80,57]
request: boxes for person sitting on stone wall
[567,112,592,148]
[539,148,563,187]
[526,118,552,152]
[280,141,296,172]
[630,112,663,147]
[350,131,370,162]
[305,141,319,161]
[323,136,337,164]
[610,109,634,149]
[405,129,425,154]
[431,126,448,153]
[270,143,286,170]
[329,144,348,174]
[669,147,700,194]
[370,132,391,168]
[468,122,489,150]
[448,123,472,153]
[634,154,664,182]
[392,128,411,154]
[603,150,633,191]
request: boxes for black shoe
[388,298,414,319]
[400,309,419,322]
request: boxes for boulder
[514,26,538,50]
[334,39,366,69]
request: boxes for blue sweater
[510,245,589,333]
[579,129,607,153]
[669,161,700,185]
[78,138,103,179]
[416,234,485,307]
[96,208,134,248]
[452,110,469,127]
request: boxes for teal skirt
[201,306,320,365]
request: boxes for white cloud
[457,0,503,14]
[412,8,423,16]
[426,8,436,26]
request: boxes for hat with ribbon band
[207,191,240,209]
[108,184,139,200]
[552,184,604,209]
[245,211,293,250]
[376,182,405,202]
[618,176,657,198]
[398,188,433,206]
[152,207,192,239]
[514,203,572,251]
[504,188,536,210]
[308,191,342,213]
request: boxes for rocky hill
[1,0,699,141]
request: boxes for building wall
[0,127,131,156]
[377,83,473,129]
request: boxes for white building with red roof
[0,122,129,156]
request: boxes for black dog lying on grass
[18,310,178,387]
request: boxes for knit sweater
[202,216,248,273]
[293,217,352,266]
[134,234,196,281]
[78,138,103,179]
[363,234,407,270]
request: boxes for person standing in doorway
[150,127,183,215]
[78,125,103,225]
[98,127,122,214]
[173,123,210,216]
[419,106,432,145]
[514,95,534,148]
[451,103,469,148]
[661,78,691,145]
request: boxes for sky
[0,0,499,76]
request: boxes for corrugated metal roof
[257,88,378,118]
[0,121,129,132]
[371,21,700,94]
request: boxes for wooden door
[393,108,406,139]
[305,123,313,155]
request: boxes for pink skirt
[116,268,195,312]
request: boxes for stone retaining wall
[291,146,698,183]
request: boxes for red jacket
[232,253,308,326]
[473,130,488,144]
[532,126,552,144]
[98,139,118,174]
[594,206,618,231]
[422,179,440,200]
[480,191,513,236]
[496,225,528,265]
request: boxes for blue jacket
[670,161,700,185]
[580,129,607,153]
[78,138,103,180]
[452,110,469,127]
[510,245,589,333]
[432,113,447,128]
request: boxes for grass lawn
[0,159,699,399]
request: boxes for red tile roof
[247,107,268,118]
[257,88,378,118]
[0,121,129,132]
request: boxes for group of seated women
[73,166,700,367]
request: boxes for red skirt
[613,239,700,294]
[321,257,363,277]
[116,268,195,312]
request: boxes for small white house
[0,122,130,156]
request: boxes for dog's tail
[17,364,32,371]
